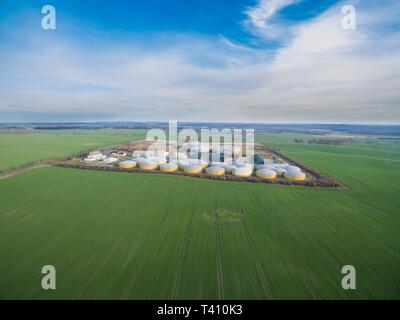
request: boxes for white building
[84,150,106,162]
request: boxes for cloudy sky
[0,0,399,123]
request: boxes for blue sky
[0,0,399,123]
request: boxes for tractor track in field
[215,211,225,300]
[170,206,194,299]
[0,163,52,180]
[240,213,273,299]
[251,192,323,300]
[121,202,174,299]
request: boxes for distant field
[0,132,399,299]
[0,129,145,172]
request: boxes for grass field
[0,129,145,172]
[0,132,399,299]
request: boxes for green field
[0,129,145,172]
[0,132,399,299]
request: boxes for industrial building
[80,141,308,182]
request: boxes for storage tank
[178,160,189,170]
[219,163,235,173]
[139,160,158,171]
[272,167,286,176]
[256,169,277,180]
[235,163,254,171]
[177,152,188,160]
[205,166,225,176]
[285,165,301,172]
[119,160,137,169]
[103,157,118,164]
[188,159,209,168]
[256,164,274,171]
[284,170,306,181]
[132,157,147,165]
[157,157,167,165]
[183,164,203,174]
[160,163,178,173]
[232,167,253,177]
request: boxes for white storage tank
[284,170,306,181]
[232,167,253,177]
[139,160,158,171]
[160,163,178,173]
[183,164,203,174]
[256,169,277,180]
[256,164,274,171]
[272,167,286,176]
[119,160,137,169]
[205,166,225,176]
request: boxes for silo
[232,167,253,177]
[177,152,188,160]
[119,160,137,169]
[236,163,254,171]
[160,163,178,173]
[256,164,274,171]
[284,170,306,181]
[219,163,235,173]
[178,160,189,170]
[256,169,277,180]
[188,159,209,169]
[206,166,225,176]
[157,157,167,165]
[285,165,301,172]
[133,157,147,165]
[139,160,158,171]
[272,167,286,176]
[183,164,203,174]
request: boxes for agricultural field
[0,132,399,299]
[0,129,145,172]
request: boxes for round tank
[256,169,277,180]
[188,159,209,168]
[257,164,274,171]
[284,171,306,181]
[139,160,158,171]
[206,166,225,176]
[232,167,253,177]
[235,163,254,171]
[285,165,301,172]
[219,163,235,173]
[183,164,203,174]
[160,163,178,172]
[272,167,286,176]
[178,160,189,170]
[119,160,137,169]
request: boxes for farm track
[215,211,225,299]
[121,201,175,299]
[251,192,323,299]
[240,214,273,299]
[0,162,52,181]
[170,205,194,299]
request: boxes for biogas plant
[70,139,315,185]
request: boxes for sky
[0,0,399,123]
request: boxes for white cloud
[244,0,299,39]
